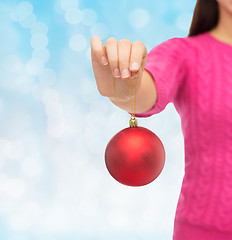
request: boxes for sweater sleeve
[128,37,187,117]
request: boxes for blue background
[0,0,196,239]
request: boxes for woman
[90,0,232,239]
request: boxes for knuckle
[133,40,146,50]
[118,39,131,46]
[90,35,100,45]
[105,37,117,45]
[132,41,147,57]
[133,40,143,46]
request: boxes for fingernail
[101,56,108,65]
[113,68,120,78]
[131,62,139,71]
[121,69,130,78]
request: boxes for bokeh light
[26,58,44,75]
[81,8,98,26]
[10,1,33,22]
[128,8,150,29]
[19,13,36,28]
[21,157,42,177]
[30,22,48,35]
[90,22,109,39]
[69,33,87,51]
[32,48,50,63]
[3,54,22,72]
[39,68,56,85]
[60,0,79,11]
[65,8,82,24]
[30,33,48,49]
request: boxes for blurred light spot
[6,141,25,160]
[8,212,31,231]
[10,1,33,22]
[32,48,50,63]
[107,188,131,206]
[86,110,106,128]
[41,88,60,105]
[83,125,106,154]
[78,199,98,217]
[8,201,42,232]
[45,103,63,117]
[81,8,97,26]
[47,117,66,138]
[15,69,35,92]
[21,201,41,219]
[43,204,69,232]
[83,167,102,191]
[89,99,108,114]
[19,13,36,28]
[30,33,48,49]
[39,68,56,85]
[0,175,26,199]
[32,83,49,99]
[65,8,82,24]
[47,116,65,127]
[107,208,130,228]
[0,138,11,157]
[69,34,87,51]
[30,22,48,35]
[176,12,192,31]
[60,0,79,11]
[26,58,44,75]
[103,109,128,139]
[142,208,157,222]
[128,8,150,29]
[21,157,42,177]
[54,0,64,15]
[3,54,22,72]
[91,22,109,39]
[9,201,42,232]
[80,78,99,103]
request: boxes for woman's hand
[90,36,147,101]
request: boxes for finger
[90,35,108,66]
[118,39,132,80]
[129,41,147,73]
[105,37,121,78]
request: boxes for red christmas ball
[105,126,165,187]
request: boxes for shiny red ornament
[105,126,165,187]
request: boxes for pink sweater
[130,32,232,240]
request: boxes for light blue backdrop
[0,0,196,239]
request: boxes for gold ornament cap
[129,117,138,127]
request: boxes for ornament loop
[129,117,138,127]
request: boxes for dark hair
[188,0,219,37]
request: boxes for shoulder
[157,32,210,52]
[147,32,210,64]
